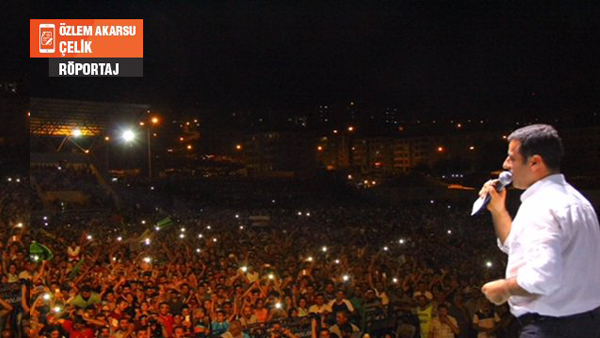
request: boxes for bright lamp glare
[72,129,82,137]
[122,130,135,142]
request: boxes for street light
[72,129,82,137]
[122,130,135,142]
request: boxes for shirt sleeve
[344,300,355,312]
[497,238,509,254]
[515,209,563,295]
[91,293,102,304]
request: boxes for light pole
[147,117,159,179]
[118,130,136,172]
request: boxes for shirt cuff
[515,272,537,294]
[497,238,509,254]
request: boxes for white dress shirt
[498,174,600,317]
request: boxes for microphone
[471,171,512,216]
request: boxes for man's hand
[479,179,507,215]
[482,279,510,305]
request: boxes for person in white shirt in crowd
[480,124,600,338]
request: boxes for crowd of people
[22,166,528,338]
[5,152,580,338]
[0,173,29,338]
[30,165,115,211]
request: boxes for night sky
[17,2,600,120]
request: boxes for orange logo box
[30,19,143,58]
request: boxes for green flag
[69,258,86,279]
[30,241,54,262]
[156,217,173,230]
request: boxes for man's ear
[529,155,544,171]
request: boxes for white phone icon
[39,24,55,53]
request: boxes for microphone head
[499,171,513,186]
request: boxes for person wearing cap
[480,124,600,338]
[413,282,433,302]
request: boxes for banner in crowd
[0,283,22,306]
[246,318,312,338]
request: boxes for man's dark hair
[336,310,349,318]
[508,124,564,171]
[73,315,86,324]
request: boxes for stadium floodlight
[122,130,135,142]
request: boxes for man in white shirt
[479,124,600,338]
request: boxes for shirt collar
[520,173,565,202]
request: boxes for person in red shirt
[157,302,175,337]
[58,316,95,338]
